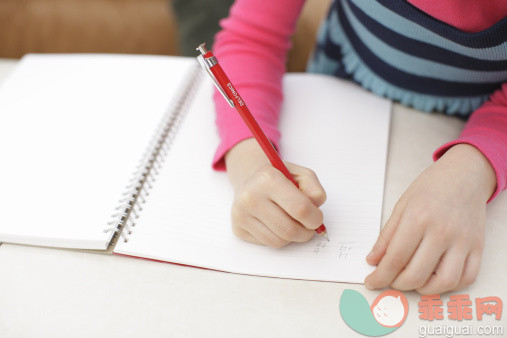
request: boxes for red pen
[196,43,329,241]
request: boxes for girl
[211,0,507,295]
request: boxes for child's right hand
[224,138,327,248]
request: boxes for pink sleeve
[434,84,507,202]
[211,0,306,171]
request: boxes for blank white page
[115,73,391,283]
[0,54,197,249]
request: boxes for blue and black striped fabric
[307,0,507,115]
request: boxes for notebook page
[115,73,391,282]
[0,54,197,249]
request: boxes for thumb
[286,162,327,207]
[366,200,405,266]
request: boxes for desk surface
[0,59,505,338]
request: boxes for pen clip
[197,54,235,108]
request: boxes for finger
[267,172,324,231]
[366,199,406,266]
[232,225,264,246]
[243,216,290,248]
[286,163,327,207]
[365,212,423,289]
[254,200,314,243]
[416,247,467,295]
[390,235,447,291]
[451,251,482,292]
[231,206,288,247]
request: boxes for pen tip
[320,231,330,241]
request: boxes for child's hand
[365,144,497,295]
[225,138,326,247]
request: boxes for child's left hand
[364,144,497,295]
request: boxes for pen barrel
[315,224,326,234]
[209,64,297,186]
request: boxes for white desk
[0,59,505,338]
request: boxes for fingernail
[367,249,375,258]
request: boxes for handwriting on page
[337,241,353,259]
[313,240,354,259]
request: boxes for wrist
[224,138,270,188]
[437,143,497,202]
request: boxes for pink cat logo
[371,290,409,327]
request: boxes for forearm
[435,144,496,203]
[212,0,306,170]
[434,84,507,201]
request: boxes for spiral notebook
[0,54,391,283]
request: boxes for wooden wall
[0,0,179,57]
[0,0,331,71]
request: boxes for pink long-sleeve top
[212,0,507,201]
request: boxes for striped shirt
[308,0,507,116]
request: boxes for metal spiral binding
[103,64,203,245]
